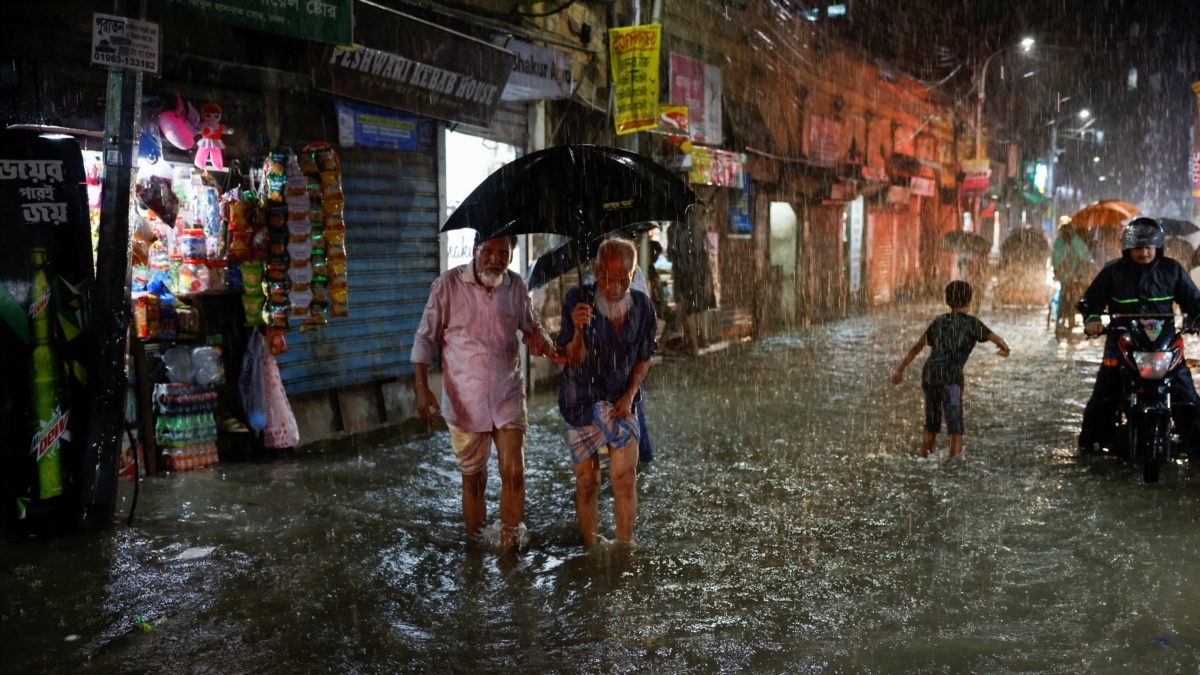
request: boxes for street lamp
[1047,108,1092,230]
[974,36,1035,161]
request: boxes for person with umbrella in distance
[558,239,657,547]
[1051,221,1093,329]
[411,233,567,549]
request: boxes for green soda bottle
[29,247,67,500]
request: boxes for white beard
[477,269,505,288]
[594,293,632,320]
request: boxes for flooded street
[7,302,1200,673]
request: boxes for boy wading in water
[891,281,1011,460]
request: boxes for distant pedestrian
[1051,222,1093,328]
[891,281,1010,460]
[411,234,566,549]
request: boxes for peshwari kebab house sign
[315,5,515,128]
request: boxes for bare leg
[573,455,601,546]
[462,468,487,537]
[922,432,936,458]
[949,434,964,458]
[493,428,526,547]
[609,439,639,544]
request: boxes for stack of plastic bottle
[153,382,219,471]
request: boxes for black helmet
[1121,217,1164,251]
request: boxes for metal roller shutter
[275,146,439,394]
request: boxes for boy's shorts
[923,384,964,435]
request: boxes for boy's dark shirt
[921,312,992,387]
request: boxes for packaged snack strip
[267,280,291,305]
[227,231,253,262]
[297,151,318,176]
[321,191,345,213]
[263,302,289,329]
[287,263,312,286]
[287,220,312,238]
[242,292,266,326]
[289,288,313,310]
[285,194,310,214]
[285,173,308,198]
[287,239,313,261]
[228,200,251,232]
[240,261,264,287]
[265,327,288,356]
[265,204,289,231]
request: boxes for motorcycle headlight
[1133,350,1180,379]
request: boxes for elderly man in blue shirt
[558,238,657,547]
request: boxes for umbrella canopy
[526,223,658,290]
[1070,200,1140,229]
[999,227,1050,265]
[940,230,991,255]
[1164,236,1195,265]
[1159,218,1199,237]
[442,144,695,241]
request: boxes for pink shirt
[411,262,554,433]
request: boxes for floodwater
[6,301,1200,673]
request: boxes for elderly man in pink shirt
[412,233,565,548]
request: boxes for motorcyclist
[1077,216,1200,454]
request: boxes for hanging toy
[195,102,234,171]
[159,92,199,151]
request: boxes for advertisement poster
[608,24,661,135]
[669,54,722,145]
[334,100,419,151]
[0,130,94,526]
[689,147,745,188]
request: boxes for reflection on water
[5,305,1200,673]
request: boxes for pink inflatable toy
[159,93,199,151]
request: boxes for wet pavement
[5,300,1200,673]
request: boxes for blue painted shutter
[276,146,439,394]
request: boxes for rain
[3,0,1200,672]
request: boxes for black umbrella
[441,144,695,241]
[526,223,659,290]
[1159,218,1199,237]
[940,230,991,255]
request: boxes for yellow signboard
[608,24,661,135]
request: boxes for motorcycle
[1089,313,1197,483]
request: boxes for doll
[195,102,235,170]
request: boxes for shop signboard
[960,158,991,196]
[91,13,160,75]
[808,115,840,167]
[849,195,864,294]
[314,3,514,129]
[909,176,936,197]
[156,0,351,45]
[689,147,745,188]
[609,24,662,135]
[334,100,419,152]
[669,53,722,145]
[493,37,572,101]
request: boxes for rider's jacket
[1077,248,1200,330]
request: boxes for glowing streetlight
[974,37,1035,161]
